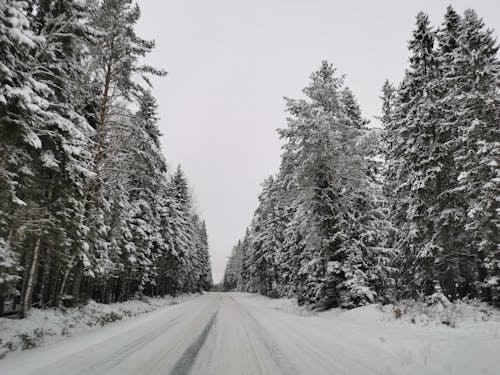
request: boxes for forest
[223,7,499,309]
[0,0,212,317]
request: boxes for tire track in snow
[230,296,299,375]
[168,311,218,375]
[74,312,186,375]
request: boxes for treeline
[0,0,212,316]
[223,7,499,308]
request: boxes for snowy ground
[0,294,197,359]
[1,292,499,375]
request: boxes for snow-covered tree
[449,9,499,305]
[384,8,499,305]
[0,1,50,309]
[0,0,212,315]
[193,219,212,291]
[225,62,395,308]
[387,12,443,298]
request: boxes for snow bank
[232,293,500,374]
[314,298,499,329]
[382,298,499,327]
[236,293,500,328]
[0,294,197,359]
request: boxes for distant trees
[0,0,212,316]
[224,6,499,308]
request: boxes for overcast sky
[135,0,499,283]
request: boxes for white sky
[135,0,500,283]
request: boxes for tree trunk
[71,263,83,305]
[58,255,75,305]
[34,184,55,307]
[39,247,52,307]
[21,237,41,317]
[87,57,114,204]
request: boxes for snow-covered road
[1,293,498,375]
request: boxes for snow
[1,292,499,375]
[7,23,36,49]
[11,196,27,206]
[22,129,42,149]
[0,294,197,359]
[40,151,59,169]
[250,293,499,328]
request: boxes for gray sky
[136,0,500,283]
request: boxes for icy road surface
[1,292,498,375]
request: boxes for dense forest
[0,0,212,317]
[224,7,499,308]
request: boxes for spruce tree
[0,0,49,309]
[225,62,395,308]
[429,6,470,299]
[451,9,499,305]
[388,13,442,298]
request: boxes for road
[1,293,498,375]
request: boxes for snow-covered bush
[0,294,195,359]
[393,297,495,327]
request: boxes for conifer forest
[0,0,212,317]
[224,7,499,309]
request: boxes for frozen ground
[0,294,197,358]
[1,292,499,375]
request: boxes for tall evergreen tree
[82,0,166,289]
[23,0,95,313]
[225,62,395,309]
[450,9,499,305]
[388,13,443,297]
[0,0,49,309]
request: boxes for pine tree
[81,0,167,295]
[87,0,166,195]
